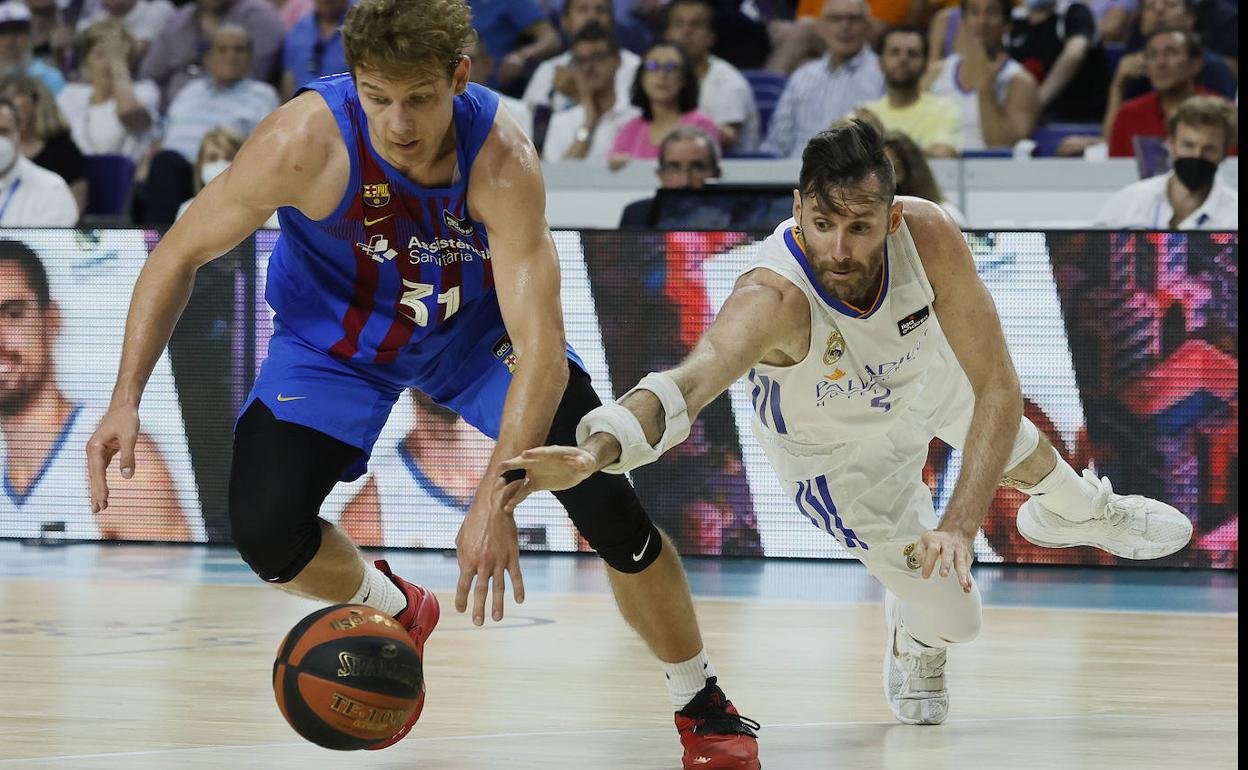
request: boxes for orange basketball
[272,604,423,750]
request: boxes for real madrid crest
[903,543,920,571]
[362,182,391,208]
[823,329,846,366]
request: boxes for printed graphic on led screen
[2,228,1233,569]
[0,230,206,542]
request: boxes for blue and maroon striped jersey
[267,75,500,368]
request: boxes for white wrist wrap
[575,372,692,474]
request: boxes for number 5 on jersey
[399,280,461,326]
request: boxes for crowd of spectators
[0,0,1235,228]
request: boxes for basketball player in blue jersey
[85,0,759,765]
[502,120,1194,729]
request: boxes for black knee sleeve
[547,365,662,573]
[229,401,363,583]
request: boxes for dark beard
[0,364,51,418]
[0,382,40,417]
[885,74,922,92]
[817,244,887,309]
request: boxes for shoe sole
[681,753,761,770]
[1017,501,1190,560]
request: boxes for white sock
[349,564,409,617]
[663,649,716,711]
[1021,458,1099,522]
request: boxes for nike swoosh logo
[364,215,392,226]
[276,394,306,402]
[632,532,652,562]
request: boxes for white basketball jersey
[321,439,577,551]
[0,405,103,540]
[745,218,947,482]
[928,54,1026,151]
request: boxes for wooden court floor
[0,555,1238,769]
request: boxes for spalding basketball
[273,604,422,750]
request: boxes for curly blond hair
[342,0,475,80]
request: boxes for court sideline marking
[1,710,1236,764]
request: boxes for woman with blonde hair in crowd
[883,130,969,226]
[175,126,277,228]
[1,73,87,214]
[57,20,160,161]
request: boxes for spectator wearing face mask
[175,125,278,227]
[1096,95,1236,228]
[0,96,77,226]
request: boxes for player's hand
[454,491,525,626]
[1114,52,1146,83]
[911,528,975,593]
[956,27,995,92]
[497,51,528,85]
[553,64,577,101]
[86,404,140,513]
[496,446,598,513]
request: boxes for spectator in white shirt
[542,22,639,161]
[1096,95,1238,229]
[523,0,640,116]
[56,21,160,161]
[0,97,77,226]
[138,24,277,225]
[75,0,176,61]
[760,0,884,158]
[662,0,759,152]
[923,0,1040,150]
[158,25,278,163]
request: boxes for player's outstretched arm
[454,106,569,625]
[87,94,341,513]
[498,269,807,508]
[905,198,1023,592]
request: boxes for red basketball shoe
[366,559,440,750]
[674,677,761,770]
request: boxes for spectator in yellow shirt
[855,26,961,156]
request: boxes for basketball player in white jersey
[0,241,191,541]
[497,120,1193,726]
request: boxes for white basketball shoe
[883,593,948,726]
[1016,469,1194,560]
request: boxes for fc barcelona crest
[363,182,391,208]
[823,329,846,366]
